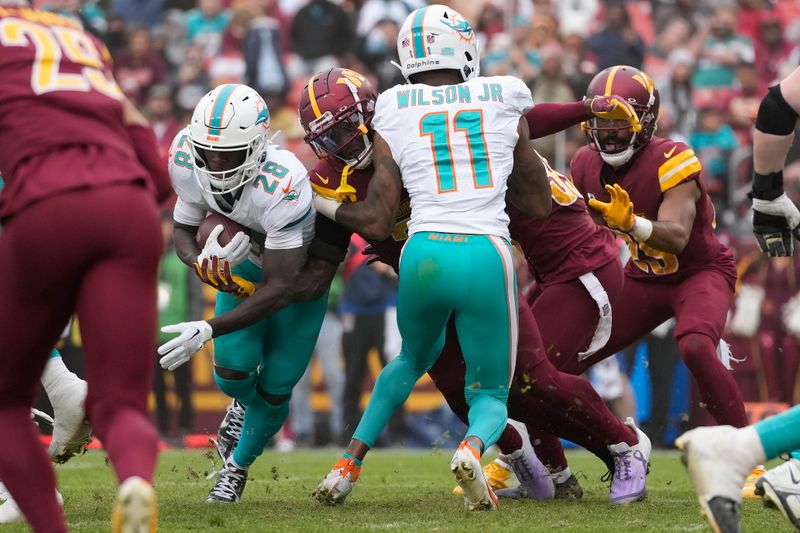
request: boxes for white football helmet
[397,5,480,82]
[187,84,270,195]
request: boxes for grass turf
[1,449,792,532]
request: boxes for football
[196,212,248,248]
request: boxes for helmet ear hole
[465,51,473,61]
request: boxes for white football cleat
[314,457,361,506]
[111,476,158,533]
[676,426,763,533]
[451,442,499,511]
[755,458,800,529]
[0,484,64,524]
[47,375,92,463]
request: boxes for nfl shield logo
[401,37,410,48]
[426,34,435,44]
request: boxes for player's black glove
[751,170,800,257]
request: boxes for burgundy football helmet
[582,65,660,167]
[299,68,378,170]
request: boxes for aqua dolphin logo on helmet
[439,16,474,42]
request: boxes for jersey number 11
[420,110,494,194]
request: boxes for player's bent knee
[677,333,715,362]
[214,368,256,400]
[256,387,290,406]
[214,366,250,381]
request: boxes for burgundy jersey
[0,6,148,220]
[570,136,737,285]
[507,164,619,285]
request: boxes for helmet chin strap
[600,146,635,168]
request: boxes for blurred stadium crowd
[45,0,800,448]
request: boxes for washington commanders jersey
[570,136,737,285]
[372,76,534,239]
[0,6,148,221]
[169,129,313,251]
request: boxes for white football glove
[729,284,765,338]
[158,320,213,371]
[197,224,251,267]
[752,194,800,257]
[783,293,800,338]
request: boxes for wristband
[314,194,341,220]
[752,170,784,201]
[630,216,653,242]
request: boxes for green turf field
[1,449,792,532]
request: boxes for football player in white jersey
[312,5,551,511]
[157,84,327,504]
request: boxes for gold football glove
[194,257,256,298]
[588,183,636,231]
[589,95,642,133]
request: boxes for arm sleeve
[264,206,314,250]
[308,213,353,264]
[509,77,534,115]
[658,143,703,192]
[525,101,589,139]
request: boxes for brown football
[196,212,248,248]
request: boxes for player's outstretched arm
[207,245,307,337]
[525,96,640,140]
[508,118,551,218]
[751,65,800,256]
[315,133,401,241]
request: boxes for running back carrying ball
[196,212,249,249]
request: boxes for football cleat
[755,458,800,529]
[676,426,762,533]
[207,457,248,504]
[741,465,765,499]
[0,484,64,524]
[214,400,245,461]
[607,418,651,504]
[450,442,499,511]
[553,472,584,500]
[111,477,158,533]
[506,434,555,500]
[313,457,361,506]
[48,377,92,464]
[452,459,521,497]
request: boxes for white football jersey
[372,76,533,239]
[168,128,314,252]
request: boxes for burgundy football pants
[546,269,748,428]
[0,183,162,533]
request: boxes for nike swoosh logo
[664,146,677,158]
[315,172,329,185]
[281,177,293,194]
[791,467,800,485]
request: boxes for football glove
[197,224,251,267]
[194,257,256,298]
[588,183,636,231]
[589,95,642,133]
[158,320,213,371]
[752,194,800,257]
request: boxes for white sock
[41,357,82,403]
[550,467,573,484]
